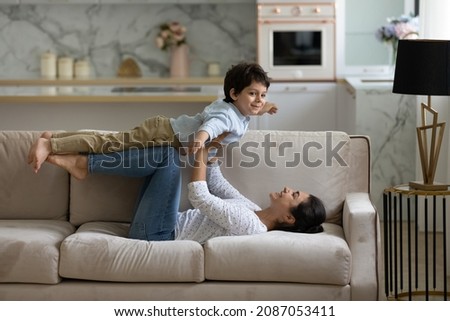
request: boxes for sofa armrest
[342,192,381,300]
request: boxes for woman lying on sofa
[45,140,326,243]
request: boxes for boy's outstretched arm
[258,102,278,116]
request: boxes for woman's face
[229,81,267,116]
[269,187,310,212]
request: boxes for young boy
[28,62,277,173]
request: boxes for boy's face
[229,81,267,116]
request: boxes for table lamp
[393,39,450,191]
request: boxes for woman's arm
[190,133,228,182]
[191,136,259,207]
[188,130,210,155]
[191,141,259,208]
[190,141,214,182]
[187,180,265,235]
[189,141,265,234]
[206,165,254,204]
[188,148,264,235]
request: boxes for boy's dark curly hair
[223,62,271,103]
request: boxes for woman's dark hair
[223,62,271,103]
[280,194,326,234]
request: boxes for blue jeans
[88,146,181,241]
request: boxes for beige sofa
[0,130,381,300]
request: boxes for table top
[385,183,450,196]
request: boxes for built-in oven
[257,0,336,81]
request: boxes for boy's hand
[258,102,278,116]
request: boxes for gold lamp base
[414,97,447,191]
[409,180,449,191]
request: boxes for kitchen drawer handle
[282,86,308,92]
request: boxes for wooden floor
[381,221,449,300]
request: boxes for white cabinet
[255,82,337,131]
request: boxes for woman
[47,142,326,243]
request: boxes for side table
[383,184,449,300]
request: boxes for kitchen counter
[344,76,394,95]
[0,77,223,103]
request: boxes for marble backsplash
[0,3,256,78]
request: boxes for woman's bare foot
[40,131,53,139]
[47,154,88,180]
[27,137,52,173]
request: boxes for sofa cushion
[204,223,351,285]
[0,220,75,284]
[0,131,70,220]
[219,131,350,224]
[59,222,205,282]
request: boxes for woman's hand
[207,132,229,164]
[187,130,210,155]
[212,131,230,144]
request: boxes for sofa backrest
[0,130,370,226]
[214,130,352,224]
[0,131,69,220]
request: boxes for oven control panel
[258,4,335,20]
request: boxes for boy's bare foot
[47,154,88,180]
[27,137,52,173]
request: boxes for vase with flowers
[375,14,419,67]
[156,21,189,78]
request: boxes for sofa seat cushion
[59,222,205,282]
[204,223,351,285]
[0,220,75,284]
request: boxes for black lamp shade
[393,39,450,96]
